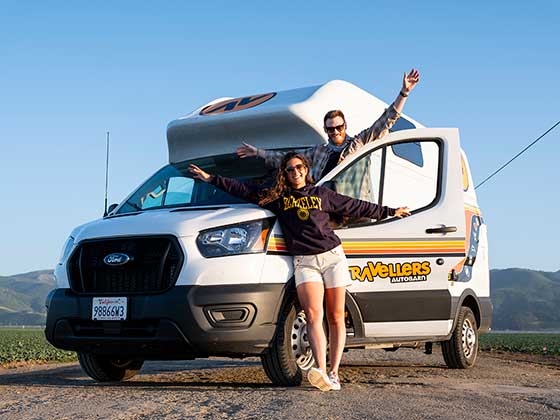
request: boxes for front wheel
[441,306,478,369]
[78,352,144,382]
[261,296,315,386]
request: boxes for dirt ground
[0,349,559,420]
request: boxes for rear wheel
[441,306,478,369]
[261,297,315,386]
[78,352,144,382]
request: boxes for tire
[441,306,478,369]
[78,352,144,382]
[261,296,315,386]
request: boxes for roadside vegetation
[479,332,560,355]
[1,328,558,366]
[0,327,76,365]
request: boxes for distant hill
[0,270,55,326]
[1,268,559,330]
[490,268,560,330]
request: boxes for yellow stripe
[268,238,465,253]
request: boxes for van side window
[383,140,439,211]
[391,142,424,167]
[330,149,382,203]
[389,116,415,132]
[329,139,440,227]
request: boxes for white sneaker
[307,367,333,391]
[328,371,341,391]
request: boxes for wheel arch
[344,291,365,338]
[270,280,365,336]
[451,289,482,331]
[274,277,297,320]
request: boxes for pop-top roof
[166,80,421,163]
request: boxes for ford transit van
[45,80,492,385]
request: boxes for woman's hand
[188,164,213,183]
[395,206,411,218]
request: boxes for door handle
[426,225,457,234]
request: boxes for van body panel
[313,128,470,338]
[363,320,453,339]
[167,80,422,163]
[69,205,269,242]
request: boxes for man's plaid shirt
[263,103,400,182]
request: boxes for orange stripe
[342,250,465,254]
[267,247,465,252]
[268,238,465,254]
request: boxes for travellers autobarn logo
[199,92,276,116]
[349,261,431,283]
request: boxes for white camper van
[45,80,492,385]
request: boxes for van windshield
[114,152,279,215]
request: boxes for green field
[0,328,76,365]
[1,329,558,366]
[479,332,560,355]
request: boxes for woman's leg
[296,282,327,373]
[324,285,346,376]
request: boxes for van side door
[324,128,465,342]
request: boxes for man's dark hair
[323,110,346,126]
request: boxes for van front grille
[67,236,183,294]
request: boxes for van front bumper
[44,284,288,359]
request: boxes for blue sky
[1,1,558,275]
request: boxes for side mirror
[105,203,119,216]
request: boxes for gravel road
[1,349,558,420]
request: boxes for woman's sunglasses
[285,163,306,173]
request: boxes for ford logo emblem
[103,253,131,266]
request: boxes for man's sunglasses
[285,163,306,173]
[325,124,345,134]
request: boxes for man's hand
[394,206,411,218]
[236,142,259,158]
[402,68,420,95]
[188,164,212,182]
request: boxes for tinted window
[390,117,416,132]
[115,153,277,215]
[391,142,424,167]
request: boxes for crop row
[0,328,76,364]
[478,332,560,355]
[1,329,558,365]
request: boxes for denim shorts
[293,245,353,289]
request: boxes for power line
[475,120,560,189]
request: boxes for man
[236,69,420,181]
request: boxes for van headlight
[58,236,75,264]
[197,219,273,258]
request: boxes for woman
[189,153,410,391]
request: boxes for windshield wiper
[170,205,229,212]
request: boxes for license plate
[92,297,127,321]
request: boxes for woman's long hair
[258,152,314,206]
